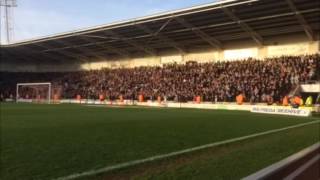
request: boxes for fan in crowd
[0,54,319,104]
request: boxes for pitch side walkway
[243,142,320,180]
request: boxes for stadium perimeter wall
[14,97,317,115]
[2,38,319,72]
[22,98,315,116]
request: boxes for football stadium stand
[0,55,319,104]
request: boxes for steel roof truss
[14,46,62,62]
[221,7,264,46]
[175,17,222,50]
[285,0,315,41]
[135,23,187,54]
[79,35,130,58]
[34,43,87,61]
[104,31,157,56]
[54,39,107,61]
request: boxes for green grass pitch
[1,103,319,180]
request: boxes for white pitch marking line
[53,120,320,180]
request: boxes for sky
[0,0,217,44]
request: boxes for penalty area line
[53,120,320,180]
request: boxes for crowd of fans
[1,54,319,104]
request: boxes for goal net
[16,82,51,104]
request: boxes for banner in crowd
[251,106,311,117]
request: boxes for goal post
[16,82,52,104]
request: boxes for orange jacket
[294,96,301,105]
[282,96,289,106]
[236,94,244,105]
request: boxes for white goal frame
[16,82,52,104]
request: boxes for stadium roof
[1,0,319,62]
